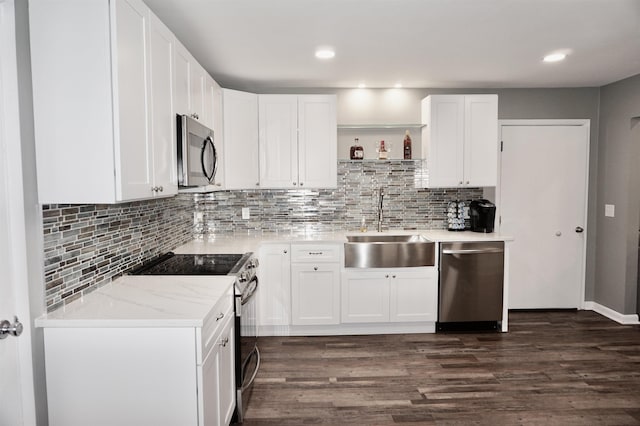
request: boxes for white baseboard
[584,301,640,325]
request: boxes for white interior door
[0,1,36,424]
[499,121,589,309]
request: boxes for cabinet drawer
[290,244,341,263]
[197,286,234,365]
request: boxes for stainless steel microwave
[176,114,218,187]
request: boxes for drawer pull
[313,266,318,271]
[219,337,229,347]
[308,252,324,255]
[216,312,224,321]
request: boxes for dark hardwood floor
[243,311,640,425]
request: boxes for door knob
[575,226,584,233]
[555,231,562,237]
[0,316,24,339]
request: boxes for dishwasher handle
[442,247,504,255]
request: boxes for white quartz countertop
[174,230,513,255]
[35,275,235,328]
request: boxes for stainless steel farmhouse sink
[344,234,435,268]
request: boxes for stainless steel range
[129,252,260,423]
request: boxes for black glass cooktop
[129,252,244,276]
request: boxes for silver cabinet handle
[385,274,389,278]
[313,266,318,271]
[293,182,297,186]
[284,250,288,254]
[219,337,229,347]
[556,231,562,237]
[216,312,224,321]
[0,316,23,339]
[442,248,504,255]
[300,182,304,186]
[575,226,584,233]
[392,275,396,279]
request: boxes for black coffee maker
[469,199,496,233]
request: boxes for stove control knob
[249,259,259,269]
[238,272,248,283]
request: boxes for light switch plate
[242,207,250,220]
[605,204,615,217]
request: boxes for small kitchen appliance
[177,114,219,187]
[469,199,496,233]
[129,252,260,423]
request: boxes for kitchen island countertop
[35,275,235,328]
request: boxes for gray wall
[14,1,48,424]
[596,74,640,314]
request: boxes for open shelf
[337,124,424,130]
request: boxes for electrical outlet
[605,204,615,217]
[194,212,204,223]
[242,207,250,220]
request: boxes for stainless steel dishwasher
[438,241,504,326]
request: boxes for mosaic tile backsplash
[42,160,482,311]
[193,160,483,235]
[42,196,193,311]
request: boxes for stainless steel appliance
[438,241,504,328]
[177,114,218,187]
[128,252,260,423]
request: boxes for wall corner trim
[584,301,640,325]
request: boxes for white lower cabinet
[199,313,235,426]
[291,264,340,325]
[342,267,437,323]
[257,244,292,327]
[42,289,235,426]
[290,243,341,325]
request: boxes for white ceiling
[144,0,640,91]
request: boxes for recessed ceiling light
[358,83,366,89]
[394,83,403,88]
[315,48,335,59]
[543,53,567,63]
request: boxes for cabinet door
[389,268,438,322]
[199,338,221,426]
[190,62,206,121]
[291,263,340,325]
[199,314,234,426]
[218,315,236,426]
[113,0,154,201]
[422,95,464,188]
[258,244,291,326]
[464,95,498,187]
[341,270,389,323]
[222,89,260,189]
[205,76,225,189]
[148,13,177,197]
[203,75,215,130]
[258,95,298,188]
[174,40,191,117]
[297,95,337,188]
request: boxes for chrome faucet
[377,187,385,232]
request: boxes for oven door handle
[241,346,261,392]
[241,276,258,305]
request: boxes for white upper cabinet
[298,95,338,188]
[222,89,260,190]
[148,13,178,198]
[29,0,176,203]
[258,95,337,189]
[259,95,299,188]
[174,41,214,129]
[420,94,498,188]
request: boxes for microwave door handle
[201,137,217,183]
